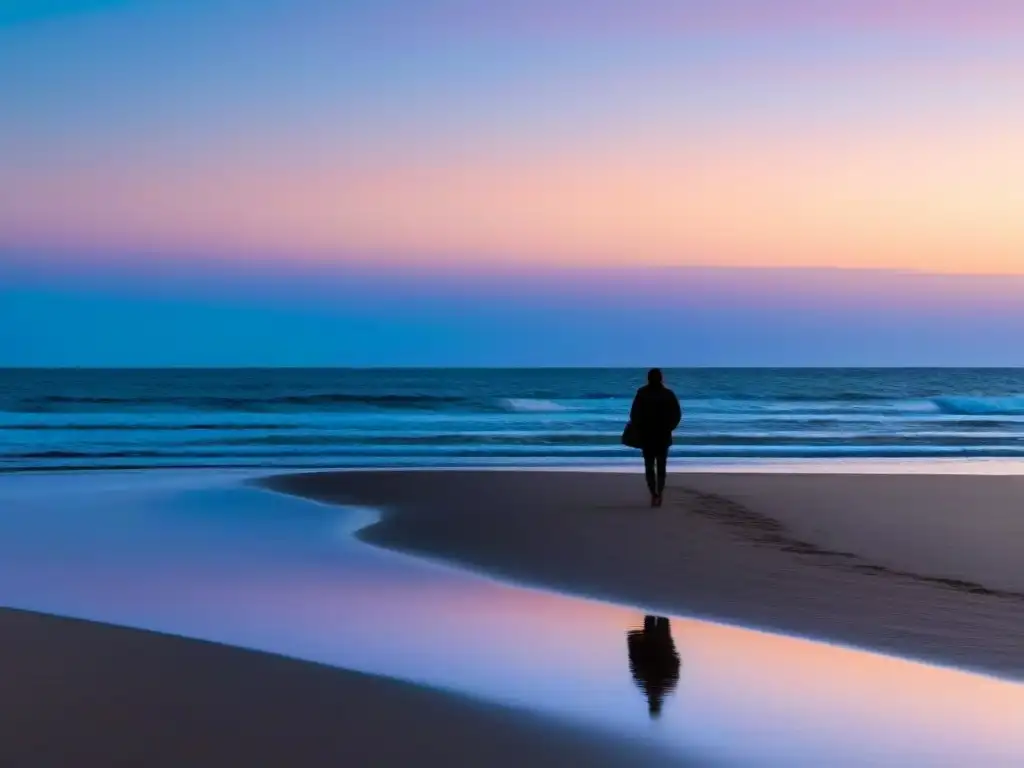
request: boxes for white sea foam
[499,398,571,413]
[7,370,1024,470]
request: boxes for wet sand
[0,607,681,767]
[264,470,1024,679]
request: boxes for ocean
[4,368,1024,472]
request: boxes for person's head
[647,368,663,386]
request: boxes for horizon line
[5,365,1024,371]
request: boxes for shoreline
[11,455,1024,476]
[263,469,1024,681]
[0,607,683,767]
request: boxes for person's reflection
[627,616,681,719]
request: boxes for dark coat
[629,384,682,449]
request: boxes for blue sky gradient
[3,1,1024,366]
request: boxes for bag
[621,421,643,449]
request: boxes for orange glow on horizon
[6,118,1024,275]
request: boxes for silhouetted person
[629,369,682,506]
[626,616,681,719]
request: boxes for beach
[2,467,1024,766]
[265,469,1024,679]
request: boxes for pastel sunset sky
[3,1,1024,365]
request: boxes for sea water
[5,368,1024,471]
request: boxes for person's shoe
[650,494,659,507]
[653,494,662,507]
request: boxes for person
[626,615,682,719]
[629,368,681,507]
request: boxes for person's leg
[642,448,657,499]
[656,448,668,496]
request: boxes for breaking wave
[8,369,1024,471]
[932,396,1024,416]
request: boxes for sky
[2,1,1024,366]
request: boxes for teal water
[7,368,1024,471]
[0,470,1021,766]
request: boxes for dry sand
[0,608,681,767]
[264,470,1024,680]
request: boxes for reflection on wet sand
[627,616,681,718]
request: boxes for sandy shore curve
[262,470,1024,679]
